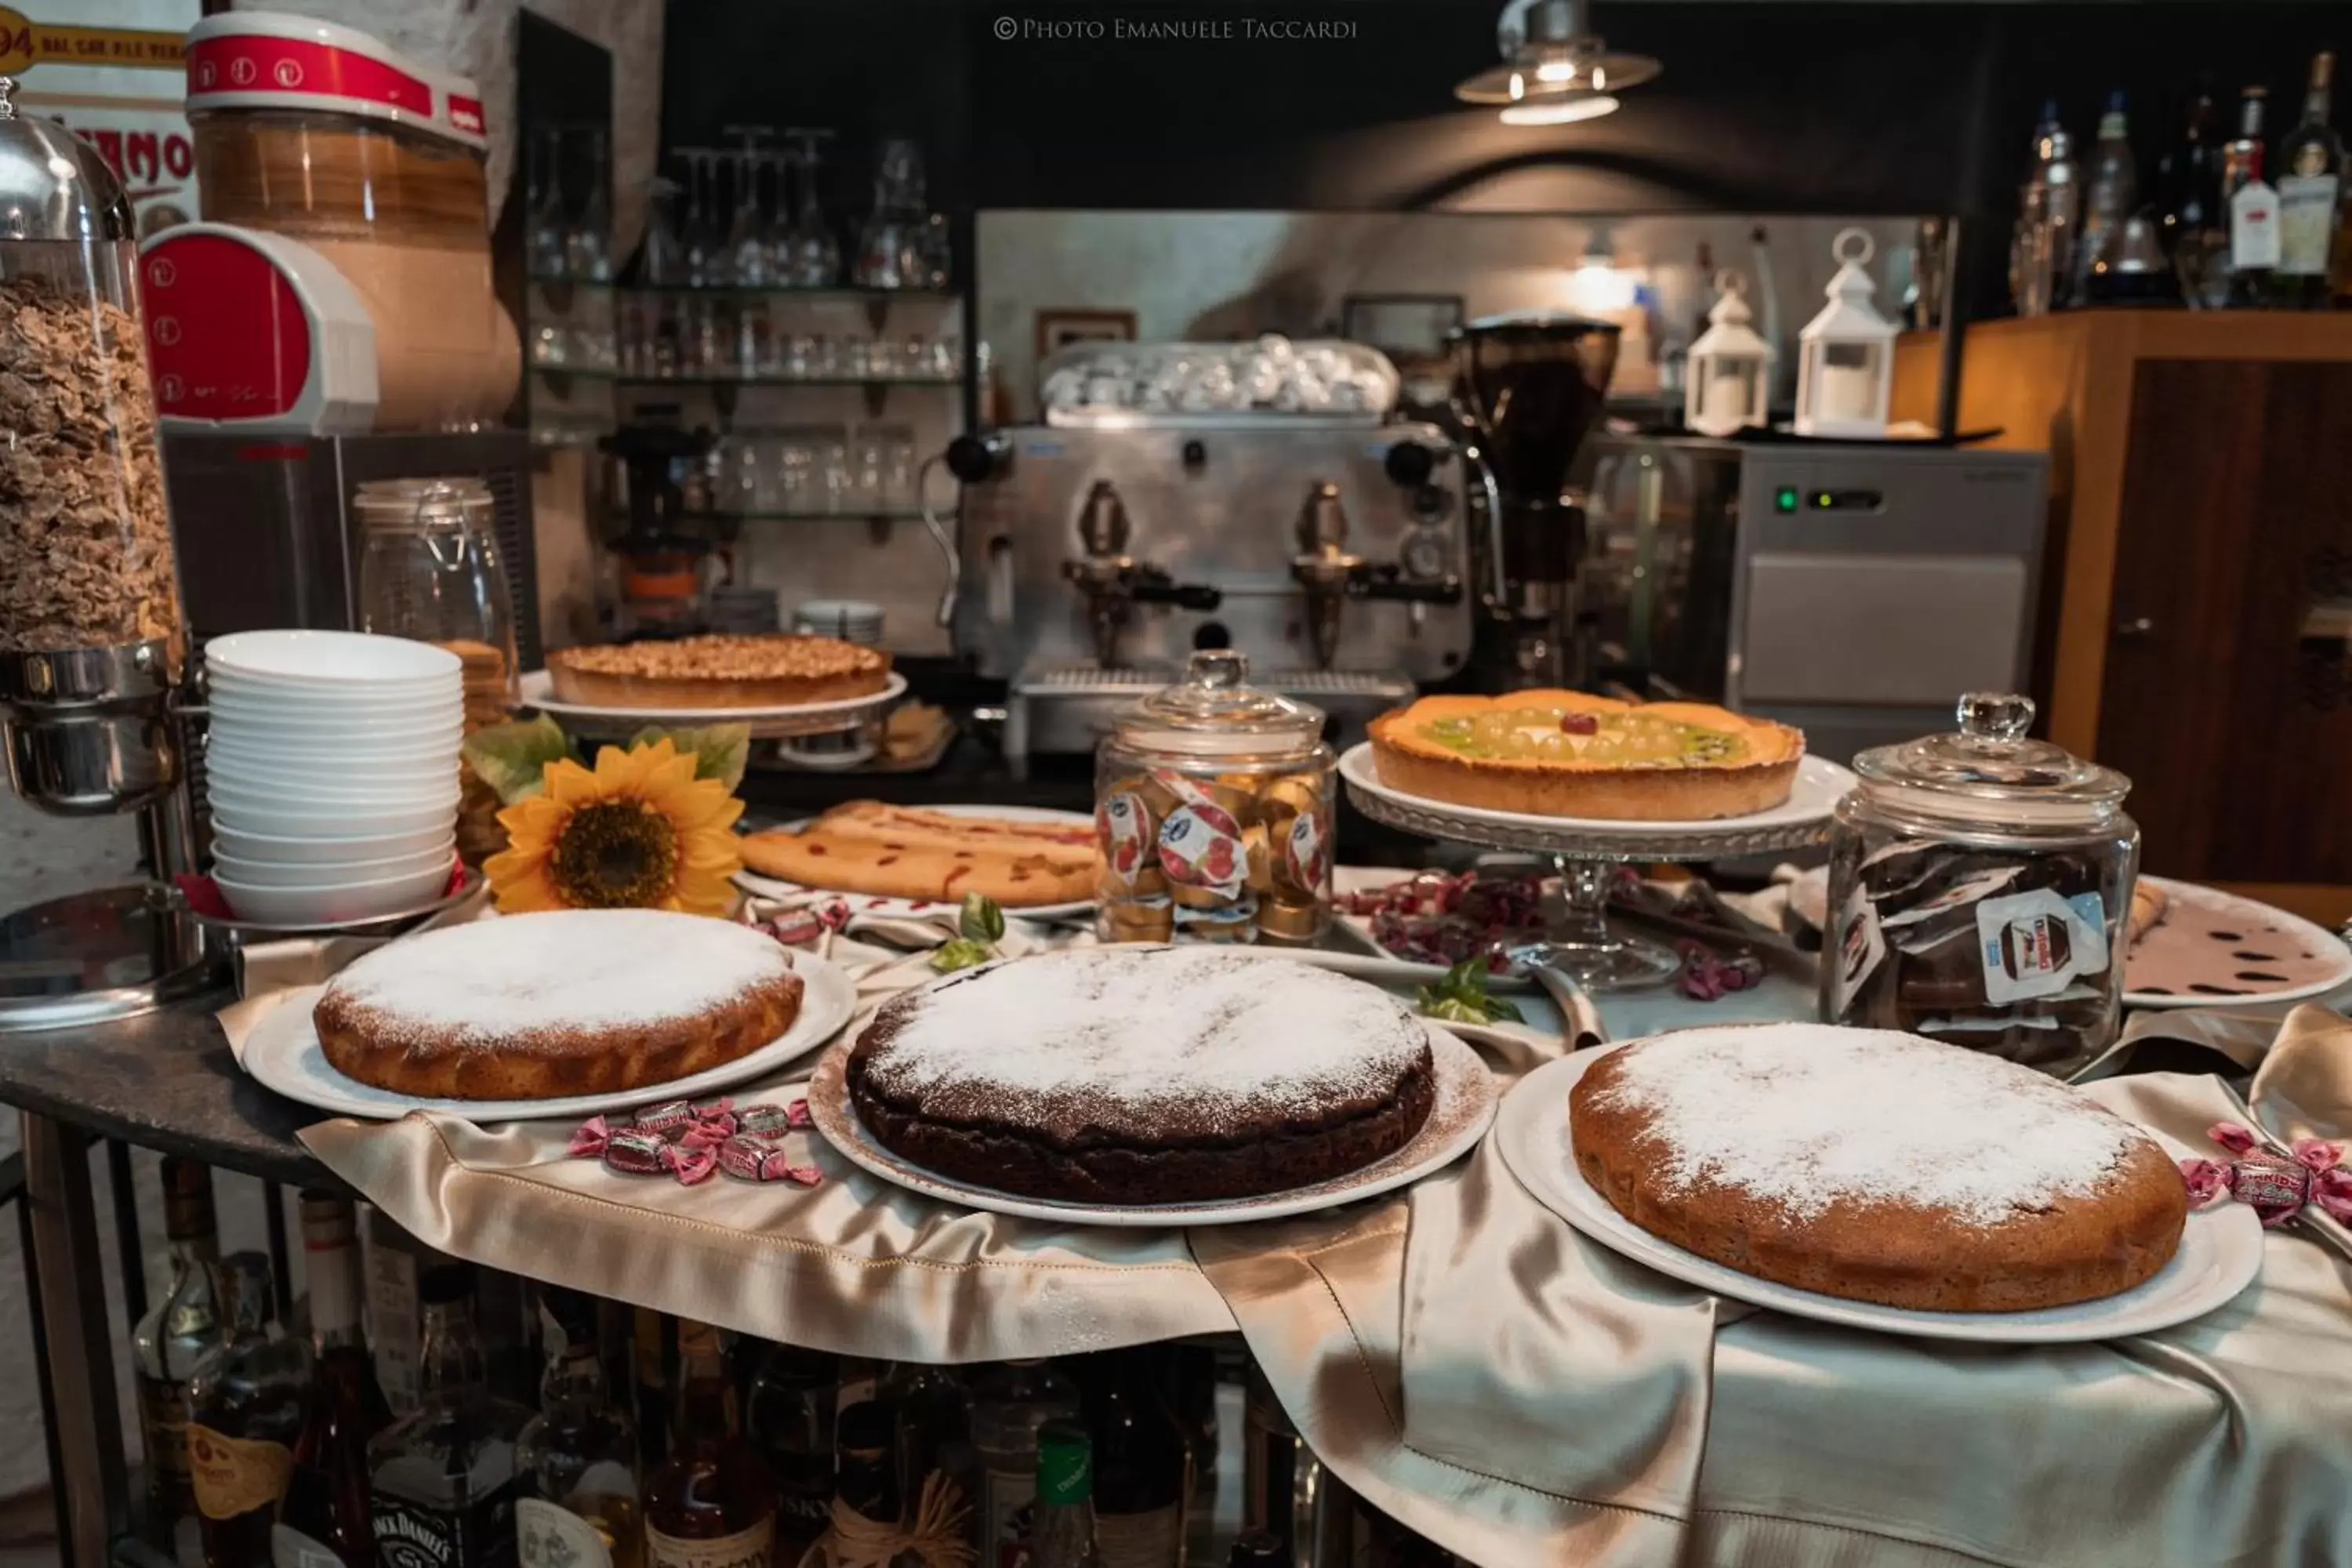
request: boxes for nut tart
[740,800,1098,908]
[547,633,891,709]
[1369,690,1802,821]
[313,909,804,1099]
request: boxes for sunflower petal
[544,760,602,808]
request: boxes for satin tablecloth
[248,922,2352,1568]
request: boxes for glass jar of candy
[1094,652,1335,946]
[1822,691,2138,1076]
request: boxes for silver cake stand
[1339,743,1852,990]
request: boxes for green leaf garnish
[1415,955,1525,1025]
[627,724,752,791]
[461,716,576,804]
[930,938,996,974]
[960,891,1006,943]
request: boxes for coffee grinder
[1449,313,1620,688]
[0,84,211,1029]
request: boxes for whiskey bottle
[187,1253,310,1568]
[275,1195,393,1568]
[874,1362,975,1538]
[2224,86,2281,304]
[743,1342,837,1566]
[368,1263,531,1568]
[134,1157,225,1568]
[643,1321,776,1568]
[831,1402,919,1566]
[970,1359,1080,1568]
[1029,1422,1100,1568]
[516,1288,644,1568]
[1082,1351,1187,1568]
[2278,51,2347,306]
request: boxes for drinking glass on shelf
[722,431,764,514]
[837,335,873,379]
[681,148,724,289]
[777,427,818,514]
[781,332,822,380]
[726,133,773,286]
[735,294,771,379]
[871,423,916,510]
[925,328,960,379]
[641,178,688,286]
[567,125,613,284]
[814,426,853,514]
[755,431,789,511]
[526,126,568,280]
[781,129,841,288]
[851,426,887,509]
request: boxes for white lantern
[1683,270,1772,437]
[1795,227,1897,439]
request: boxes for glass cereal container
[1821,691,2138,1076]
[1094,652,1335,946]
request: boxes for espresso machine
[946,339,1479,770]
[1446,313,1622,688]
[0,89,211,1030]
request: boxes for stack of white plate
[792,599,884,646]
[201,630,465,926]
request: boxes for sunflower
[484,738,743,916]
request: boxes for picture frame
[1035,308,1139,361]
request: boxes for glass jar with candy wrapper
[1094,651,1336,946]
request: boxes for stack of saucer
[792,599,884,647]
[200,630,463,926]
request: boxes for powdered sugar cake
[314,909,804,1100]
[1568,1023,2187,1312]
[848,946,1436,1204]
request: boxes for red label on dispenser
[142,236,312,420]
[187,34,433,118]
[447,95,485,135]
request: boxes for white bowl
[211,821,458,865]
[207,680,463,715]
[208,790,458,838]
[204,630,462,686]
[208,716,467,753]
[213,841,456,887]
[205,738,463,775]
[205,751,459,791]
[205,780,461,818]
[215,858,456,925]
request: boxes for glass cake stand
[1338,743,1853,990]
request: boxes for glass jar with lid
[1822,691,2138,1076]
[1094,651,1335,946]
[0,78,183,666]
[354,479,519,717]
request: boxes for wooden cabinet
[1893,312,2352,921]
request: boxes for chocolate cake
[1569,1023,2188,1312]
[847,946,1436,1204]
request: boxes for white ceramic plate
[1340,743,1854,840]
[2123,877,2352,1009]
[734,804,1098,923]
[518,668,908,736]
[1494,1045,2264,1343]
[808,1023,1497,1227]
[239,952,858,1122]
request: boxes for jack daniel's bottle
[368,1264,530,1568]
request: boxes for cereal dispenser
[1094,652,1336,945]
[0,78,209,1027]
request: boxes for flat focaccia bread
[1370,690,1802,820]
[1569,1023,2188,1312]
[547,634,891,709]
[740,800,1098,907]
[314,909,804,1099]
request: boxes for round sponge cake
[848,946,1436,1205]
[1568,1023,2187,1312]
[314,909,804,1100]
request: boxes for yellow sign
[0,6,184,77]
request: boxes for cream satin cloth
[257,911,2352,1566]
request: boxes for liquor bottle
[2333,153,2352,307]
[744,1342,837,1566]
[2159,81,2228,307]
[368,1263,532,1568]
[876,1362,975,1529]
[2224,86,2281,305]
[633,1308,675,1472]
[516,1288,644,1568]
[2278,51,2346,305]
[831,1402,920,1566]
[275,1195,393,1568]
[1029,1422,1099,1568]
[1083,1352,1188,1568]
[2011,100,2080,314]
[187,1253,310,1568]
[642,1321,776,1568]
[2075,91,2137,299]
[970,1359,1081,1568]
[135,1157,225,1568]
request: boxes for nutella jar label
[1976,888,2107,1005]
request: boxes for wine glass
[781,129,841,288]
[680,148,720,289]
[726,130,774,286]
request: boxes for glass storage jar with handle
[1820,691,2138,1076]
[1094,651,1336,946]
[354,478,520,719]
